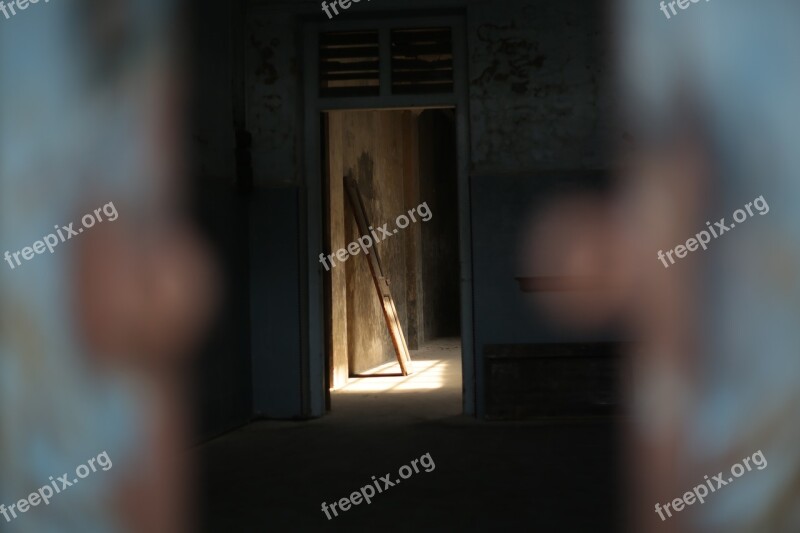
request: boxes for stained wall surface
[235,0,615,418]
[328,110,411,375]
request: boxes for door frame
[301,13,475,416]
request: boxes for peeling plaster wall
[244,6,307,417]
[242,0,616,417]
[246,8,300,187]
[465,1,616,417]
[469,0,614,173]
[245,0,615,179]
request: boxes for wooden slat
[324,72,381,82]
[320,60,380,73]
[320,32,378,47]
[392,58,453,70]
[320,46,379,60]
[344,175,413,376]
[391,43,452,57]
[392,69,453,83]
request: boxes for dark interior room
[4,0,798,532]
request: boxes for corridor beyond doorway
[322,108,462,409]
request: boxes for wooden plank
[320,32,378,47]
[392,70,454,83]
[320,60,380,73]
[344,175,414,376]
[391,43,453,57]
[324,72,381,82]
[320,46,379,60]
[392,58,453,70]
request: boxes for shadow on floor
[198,339,621,532]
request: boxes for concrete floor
[198,339,620,532]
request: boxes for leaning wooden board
[344,175,414,376]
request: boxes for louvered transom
[391,28,454,95]
[319,31,380,98]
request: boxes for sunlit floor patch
[335,338,461,393]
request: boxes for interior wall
[417,110,461,341]
[327,110,412,375]
[245,0,615,418]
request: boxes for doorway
[321,108,461,409]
